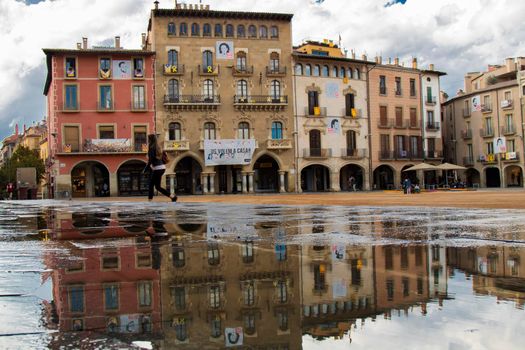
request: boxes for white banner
[225,327,244,347]
[204,139,256,166]
[494,136,506,154]
[113,60,132,79]
[471,95,481,112]
[216,41,234,59]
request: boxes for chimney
[115,36,121,49]
[394,57,399,66]
[154,0,159,10]
[429,63,434,71]
[82,37,88,49]
[505,57,514,71]
[141,33,146,47]
[76,43,81,50]
[412,57,417,69]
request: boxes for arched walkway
[301,164,330,192]
[172,156,203,194]
[485,167,501,188]
[505,165,523,187]
[254,154,280,192]
[401,164,418,186]
[340,164,364,191]
[117,160,149,196]
[373,165,395,190]
[71,161,109,198]
[465,168,480,188]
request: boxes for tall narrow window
[64,126,80,152]
[485,117,493,135]
[395,77,401,95]
[305,64,311,76]
[313,65,320,76]
[242,241,254,263]
[410,108,417,127]
[203,79,214,99]
[243,282,255,305]
[202,50,213,72]
[64,85,78,110]
[214,24,222,37]
[211,319,221,338]
[379,75,386,94]
[69,286,84,312]
[427,86,433,103]
[248,25,257,37]
[270,25,279,38]
[138,282,152,307]
[321,65,329,77]
[65,57,77,78]
[259,25,268,38]
[237,24,245,37]
[191,23,200,36]
[410,78,416,96]
[276,280,287,303]
[347,130,357,153]
[238,122,250,139]
[167,79,179,101]
[395,107,403,127]
[209,285,220,308]
[167,49,178,67]
[99,58,111,79]
[133,126,147,151]
[295,64,303,75]
[308,91,319,115]
[269,52,280,73]
[379,105,388,126]
[340,67,346,78]
[410,136,419,157]
[332,66,338,77]
[203,23,211,37]
[169,122,181,141]
[225,24,234,37]
[104,284,119,311]
[179,23,188,36]
[270,80,281,100]
[133,58,144,78]
[347,67,353,79]
[271,121,283,140]
[167,22,176,35]
[132,85,145,109]
[345,93,355,116]
[309,129,321,156]
[236,51,247,71]
[174,287,186,310]
[237,80,248,97]
[204,122,216,140]
[172,244,185,267]
[99,85,112,110]
[355,68,361,79]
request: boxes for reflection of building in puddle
[159,239,301,348]
[44,237,162,337]
[448,246,525,308]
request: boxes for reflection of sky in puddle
[0,201,524,349]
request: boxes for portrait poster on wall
[494,136,506,154]
[112,60,132,79]
[216,41,234,59]
[327,118,340,134]
[471,95,481,112]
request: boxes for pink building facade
[43,38,155,198]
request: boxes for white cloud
[1,0,525,140]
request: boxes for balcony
[463,156,475,167]
[303,148,331,158]
[478,154,497,164]
[163,64,185,76]
[163,94,220,111]
[232,65,253,77]
[233,95,288,111]
[379,150,424,160]
[426,121,440,131]
[393,119,409,129]
[425,96,437,105]
[479,128,494,138]
[377,118,393,129]
[461,129,473,139]
[58,139,146,155]
[304,106,327,117]
[198,64,219,76]
[501,99,513,109]
[501,125,516,136]
[425,150,443,159]
[266,66,287,77]
[341,148,366,159]
[97,101,114,112]
[266,139,292,150]
[481,103,492,113]
[343,108,363,118]
[463,108,471,118]
[164,140,190,152]
[501,151,520,162]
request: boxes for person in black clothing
[145,134,177,202]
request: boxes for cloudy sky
[1,0,524,141]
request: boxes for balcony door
[309,129,321,156]
[64,125,80,152]
[308,91,319,115]
[346,130,356,155]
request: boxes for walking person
[403,177,412,194]
[349,175,357,192]
[145,134,177,202]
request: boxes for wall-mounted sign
[204,139,256,166]
[216,41,234,59]
[471,95,481,112]
[327,118,340,134]
[225,327,244,347]
[112,60,132,79]
[494,136,506,154]
[325,82,340,98]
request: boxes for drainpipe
[365,64,375,190]
[521,79,525,186]
[496,89,503,187]
[419,72,426,186]
[293,60,300,193]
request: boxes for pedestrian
[403,177,412,194]
[349,176,356,192]
[144,134,177,202]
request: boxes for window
[355,68,360,79]
[99,57,111,79]
[237,24,245,37]
[169,122,181,141]
[395,107,403,127]
[340,67,346,78]
[395,77,401,95]
[244,314,256,335]
[64,126,80,152]
[410,108,417,127]
[138,282,152,307]
[99,85,112,110]
[238,122,250,139]
[226,24,234,37]
[347,67,353,79]
[271,121,283,140]
[65,57,77,78]
[104,284,119,310]
[467,144,473,160]
[314,264,326,290]
[417,277,423,295]
[202,50,213,71]
[133,126,147,151]
[402,278,409,297]
[379,105,388,125]
[99,125,115,139]
[203,79,214,99]
[379,75,386,94]
[487,141,494,154]
[204,122,216,140]
[395,135,406,156]
[167,22,176,35]
[214,23,222,37]
[427,110,435,125]
[275,244,286,261]
[248,25,257,37]
[308,90,319,115]
[203,23,211,36]
[332,66,338,77]
[345,93,355,116]
[174,287,185,310]
[259,25,268,38]
[410,78,416,96]
[400,246,408,269]
[64,85,78,110]
[69,286,84,312]
[309,129,321,156]
[210,285,220,308]
[305,64,311,76]
[485,117,493,134]
[133,85,146,109]
[179,22,188,36]
[270,25,279,38]
[386,279,394,301]
[427,86,433,103]
[172,244,185,267]
[270,80,281,100]
[276,280,287,303]
[211,318,221,338]
[506,114,514,132]
[347,130,356,152]
[191,23,200,36]
[410,136,420,156]
[507,139,515,152]
[167,49,178,67]
[175,323,187,341]
[321,65,329,77]
[384,246,393,269]
[241,241,254,262]
[243,282,255,305]
[133,58,144,78]
[313,64,320,76]
[294,64,303,75]
[269,52,280,72]
[237,79,248,98]
[167,79,179,101]
[236,51,247,70]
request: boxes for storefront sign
[204,139,256,166]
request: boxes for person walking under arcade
[145,134,177,202]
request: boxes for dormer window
[133,58,144,78]
[65,57,77,78]
[99,57,111,79]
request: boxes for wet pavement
[0,200,524,349]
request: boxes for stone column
[363,169,371,191]
[109,172,118,197]
[202,173,209,194]
[278,171,286,193]
[242,172,247,193]
[329,171,340,192]
[169,173,176,196]
[248,172,254,193]
[480,168,486,188]
[209,172,215,194]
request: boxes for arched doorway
[301,164,330,192]
[401,164,418,185]
[117,160,149,196]
[485,167,501,188]
[173,156,203,194]
[340,164,364,191]
[254,155,280,192]
[505,165,523,187]
[465,168,480,187]
[71,161,109,198]
[373,165,394,190]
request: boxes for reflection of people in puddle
[146,218,169,270]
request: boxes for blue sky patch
[385,0,408,7]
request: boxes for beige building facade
[147,3,296,195]
[442,57,525,188]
